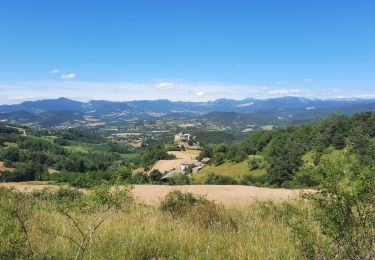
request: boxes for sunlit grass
[194,155,266,182]
[28,202,301,259]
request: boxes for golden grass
[28,202,302,259]
[0,183,310,207]
[132,185,308,208]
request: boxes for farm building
[174,132,191,143]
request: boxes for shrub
[189,201,238,229]
[160,191,238,229]
[248,159,259,170]
[131,172,148,184]
[160,191,237,229]
[0,188,35,258]
[290,158,375,259]
[148,169,163,184]
[204,172,238,185]
[167,173,190,185]
[160,191,206,216]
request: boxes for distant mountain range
[0,97,374,128]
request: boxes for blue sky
[0,0,374,104]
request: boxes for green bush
[167,173,191,185]
[290,158,375,259]
[131,172,148,184]
[160,191,206,216]
[160,191,237,229]
[204,172,238,185]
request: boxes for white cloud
[50,69,60,75]
[354,93,375,99]
[7,95,35,100]
[305,78,313,83]
[61,73,76,79]
[156,82,176,90]
[268,89,301,95]
[0,79,371,105]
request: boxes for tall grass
[1,188,301,259]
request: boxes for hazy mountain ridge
[0,97,374,128]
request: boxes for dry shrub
[160,190,238,229]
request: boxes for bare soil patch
[48,168,59,174]
[151,151,198,173]
[0,161,15,172]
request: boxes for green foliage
[1,147,20,162]
[131,172,149,184]
[290,158,375,259]
[0,125,19,134]
[160,191,238,229]
[140,144,175,168]
[1,161,46,182]
[197,146,213,161]
[248,158,259,170]
[204,172,238,185]
[59,128,106,144]
[166,173,190,185]
[264,131,304,186]
[164,142,181,151]
[194,131,239,145]
[0,188,36,258]
[148,169,163,184]
[160,191,206,215]
[1,184,132,259]
[47,171,115,188]
[242,130,273,155]
[239,174,267,186]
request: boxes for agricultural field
[0,182,308,207]
[194,155,266,182]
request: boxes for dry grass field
[132,185,310,207]
[0,182,311,207]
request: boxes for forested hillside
[197,111,375,187]
[1,112,374,188]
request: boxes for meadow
[0,186,302,259]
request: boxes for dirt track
[0,183,312,207]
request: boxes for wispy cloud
[156,82,176,90]
[61,73,76,79]
[267,89,301,95]
[50,69,60,75]
[354,93,375,99]
[0,79,370,104]
[305,78,313,83]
